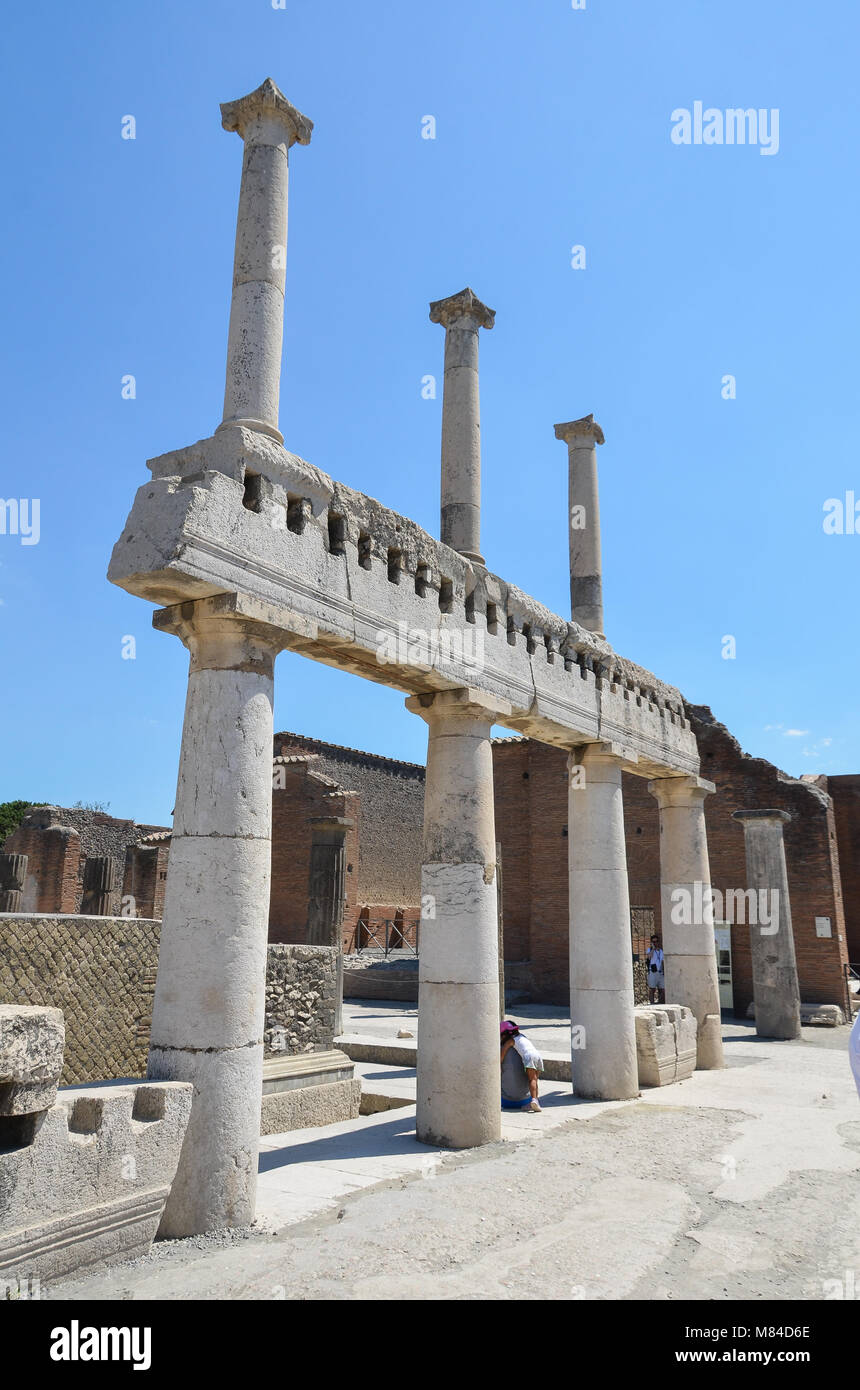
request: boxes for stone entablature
[108,426,698,778]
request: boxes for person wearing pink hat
[500,1019,543,1113]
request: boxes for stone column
[429,288,495,565]
[554,415,606,639]
[81,856,118,916]
[0,853,28,913]
[147,593,290,1237]
[649,776,724,1069]
[306,815,353,1037]
[405,687,511,1146]
[732,810,802,1040]
[568,743,638,1099]
[217,79,313,443]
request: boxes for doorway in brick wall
[630,906,654,1004]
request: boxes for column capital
[649,773,716,807]
[732,808,792,825]
[220,77,314,147]
[405,686,511,725]
[554,414,605,447]
[429,287,495,331]
[154,592,311,671]
[570,740,638,768]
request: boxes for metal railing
[354,918,420,959]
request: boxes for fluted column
[649,775,724,1069]
[0,853,28,913]
[732,809,802,1040]
[217,78,313,443]
[429,288,495,565]
[405,686,511,1147]
[554,415,606,638]
[147,593,290,1236]
[568,743,638,1099]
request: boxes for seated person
[500,1019,543,1112]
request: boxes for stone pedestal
[147,593,291,1236]
[406,687,511,1147]
[306,816,353,1036]
[217,79,312,442]
[732,809,802,1040]
[649,775,724,1069]
[568,743,638,1099]
[554,415,606,638]
[0,853,28,913]
[429,288,495,565]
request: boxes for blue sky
[2,0,858,825]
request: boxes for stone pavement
[48,1010,860,1300]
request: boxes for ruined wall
[492,720,851,1015]
[276,733,424,909]
[826,774,860,964]
[0,915,338,1085]
[688,706,850,1016]
[264,944,337,1054]
[4,807,169,917]
[269,758,360,947]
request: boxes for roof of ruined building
[274,732,426,776]
[137,829,172,845]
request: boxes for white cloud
[784,729,808,737]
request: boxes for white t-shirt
[647,947,664,976]
[513,1033,544,1073]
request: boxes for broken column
[306,815,353,1036]
[732,809,802,1040]
[0,1004,64,1148]
[80,856,118,916]
[554,415,606,639]
[568,743,639,1099]
[147,593,290,1236]
[0,853,28,913]
[429,288,495,565]
[405,687,511,1146]
[649,776,724,1069]
[217,78,313,442]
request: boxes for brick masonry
[493,710,852,1015]
[0,915,338,1085]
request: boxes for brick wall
[0,914,338,1085]
[4,807,170,917]
[268,758,360,947]
[492,715,852,1016]
[826,775,860,964]
[276,733,424,908]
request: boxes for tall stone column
[568,743,638,1099]
[306,815,353,1037]
[732,810,802,1040]
[217,79,313,443]
[147,593,290,1236]
[81,856,118,916]
[429,288,495,565]
[649,776,724,1069]
[0,853,28,913]
[554,415,606,639]
[405,687,511,1147]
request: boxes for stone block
[634,1003,698,1086]
[0,1005,65,1116]
[0,1078,192,1284]
[747,1000,845,1027]
[634,1007,677,1087]
[260,1078,361,1135]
